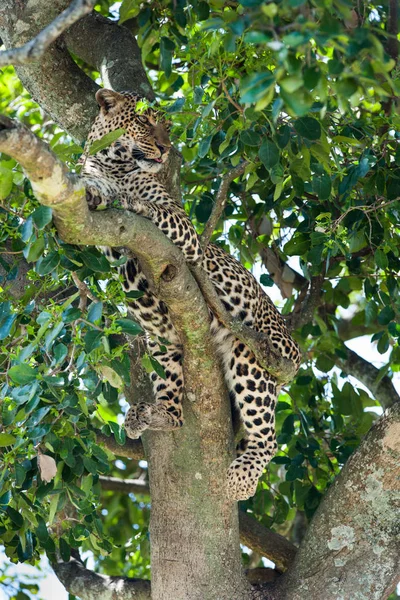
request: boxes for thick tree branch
[239,512,297,573]
[337,347,399,409]
[0,0,94,67]
[200,161,248,248]
[99,475,149,495]
[53,559,151,600]
[65,12,154,100]
[0,0,99,141]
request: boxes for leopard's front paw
[226,458,262,502]
[124,404,152,439]
[124,402,183,439]
[86,189,108,211]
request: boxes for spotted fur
[81,89,301,501]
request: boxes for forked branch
[200,161,249,248]
[0,0,95,67]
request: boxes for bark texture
[273,402,400,600]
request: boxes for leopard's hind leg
[217,335,278,501]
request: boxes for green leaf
[240,129,261,146]
[375,249,388,270]
[377,306,395,326]
[294,117,321,140]
[0,313,16,340]
[284,233,310,256]
[198,135,213,159]
[150,356,166,380]
[59,537,71,562]
[32,206,53,229]
[119,0,140,24]
[83,456,98,475]
[0,166,13,199]
[84,330,103,353]
[259,140,280,169]
[81,250,111,273]
[160,37,175,78]
[260,274,274,286]
[116,318,143,336]
[311,173,331,200]
[87,302,103,324]
[276,125,290,149]
[36,251,60,275]
[89,129,126,155]
[8,364,37,385]
[240,72,275,104]
[0,433,16,447]
[7,506,23,527]
[24,237,45,262]
[109,421,126,445]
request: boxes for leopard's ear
[95,89,127,113]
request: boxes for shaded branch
[335,316,384,342]
[200,161,248,248]
[286,275,324,331]
[336,346,399,409]
[99,475,149,495]
[95,431,144,461]
[245,568,279,585]
[0,0,94,67]
[53,559,151,600]
[239,512,297,573]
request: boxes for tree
[0,0,399,599]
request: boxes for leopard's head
[87,89,172,174]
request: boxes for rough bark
[0,0,94,67]
[0,0,99,141]
[64,12,154,100]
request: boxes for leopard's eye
[137,115,149,125]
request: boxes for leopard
[80,88,301,501]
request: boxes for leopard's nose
[156,142,167,155]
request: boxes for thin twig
[221,80,244,114]
[0,0,95,67]
[71,271,99,309]
[200,161,248,248]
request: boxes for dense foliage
[0,0,399,597]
